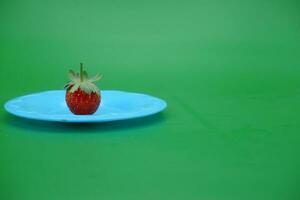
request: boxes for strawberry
[64,63,102,115]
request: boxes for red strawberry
[64,63,102,115]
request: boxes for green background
[1,0,300,199]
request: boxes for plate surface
[4,90,167,123]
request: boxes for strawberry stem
[80,63,83,82]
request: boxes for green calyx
[64,63,102,94]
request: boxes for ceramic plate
[4,90,167,123]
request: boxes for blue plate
[4,90,167,123]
